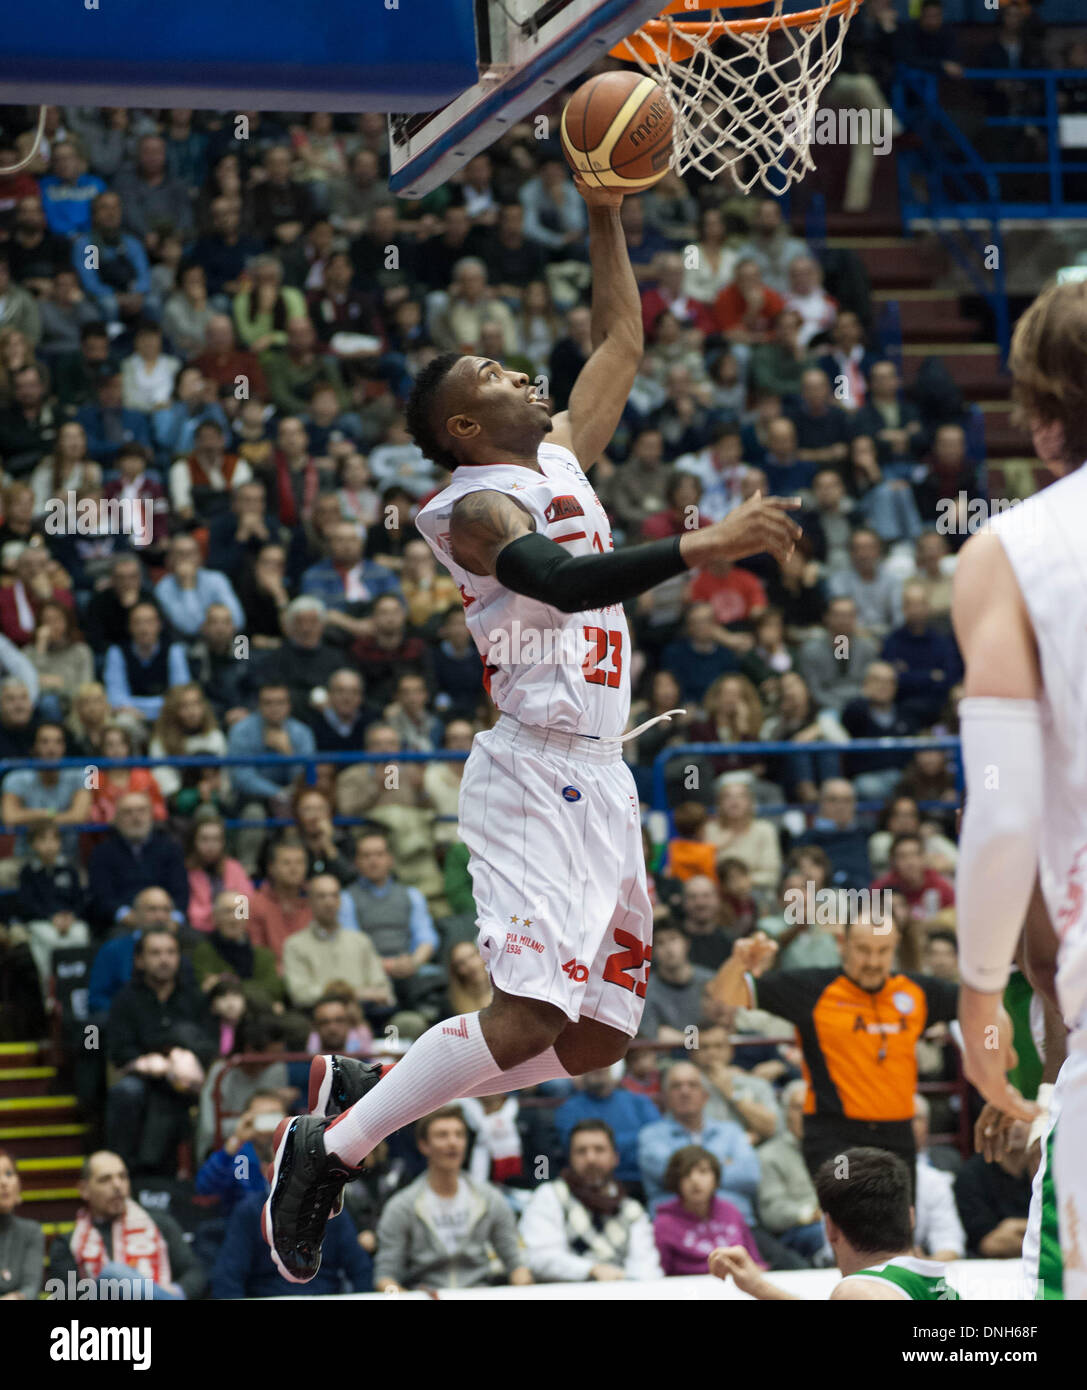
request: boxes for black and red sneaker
[308,1054,384,1119]
[261,1115,363,1284]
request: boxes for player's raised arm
[549,179,642,467]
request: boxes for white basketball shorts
[458,714,653,1037]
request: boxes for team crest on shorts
[561,785,582,802]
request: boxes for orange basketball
[560,70,674,193]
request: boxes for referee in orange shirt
[709,915,959,1188]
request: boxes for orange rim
[611,0,862,64]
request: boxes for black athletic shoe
[308,1054,385,1118]
[261,1115,362,1283]
[307,1055,385,1220]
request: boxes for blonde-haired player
[953,277,1087,1299]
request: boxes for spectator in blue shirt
[39,142,106,239]
[195,1090,283,1217]
[881,582,963,728]
[87,886,193,1012]
[73,192,158,328]
[795,778,872,891]
[211,1190,372,1298]
[556,1067,660,1187]
[300,519,402,617]
[153,532,245,639]
[103,601,192,722]
[75,373,153,467]
[149,364,231,463]
[0,721,92,858]
[226,682,317,812]
[660,603,741,706]
[638,1062,762,1221]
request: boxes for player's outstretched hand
[708,1245,764,1296]
[681,491,803,570]
[959,986,1040,1124]
[571,173,624,210]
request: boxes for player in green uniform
[710,1147,960,1300]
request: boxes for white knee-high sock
[324,1013,571,1165]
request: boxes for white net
[615,0,861,194]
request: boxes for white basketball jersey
[415,441,631,738]
[990,467,1087,1028]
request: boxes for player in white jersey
[953,278,1087,1299]
[261,174,801,1283]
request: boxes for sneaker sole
[308,1055,334,1117]
[261,1116,312,1285]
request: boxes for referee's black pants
[802,1117,917,1201]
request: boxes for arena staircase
[0,1041,87,1252]
[796,138,1041,503]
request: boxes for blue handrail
[892,66,1012,362]
[648,735,961,817]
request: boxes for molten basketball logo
[561,786,582,802]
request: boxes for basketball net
[613,0,861,194]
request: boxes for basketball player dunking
[953,279,1087,1300]
[262,175,801,1282]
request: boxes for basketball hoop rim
[646,0,860,34]
[611,0,861,62]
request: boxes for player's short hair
[1009,279,1087,467]
[813,1147,912,1254]
[569,1119,617,1152]
[405,351,464,471]
[416,1104,468,1145]
[663,1143,722,1194]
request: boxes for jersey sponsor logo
[545,494,585,524]
[561,785,582,802]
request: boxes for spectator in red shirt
[351,592,428,707]
[191,314,267,399]
[641,470,712,541]
[0,545,74,647]
[688,555,768,627]
[871,832,955,924]
[640,252,716,341]
[712,259,786,345]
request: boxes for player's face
[450,357,552,458]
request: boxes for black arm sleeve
[494,531,687,614]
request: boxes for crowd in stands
[0,4,1021,1294]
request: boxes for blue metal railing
[648,735,962,818]
[0,749,468,838]
[0,737,962,838]
[892,66,1012,362]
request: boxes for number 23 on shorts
[602,927,652,998]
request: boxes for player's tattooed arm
[449,489,536,577]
